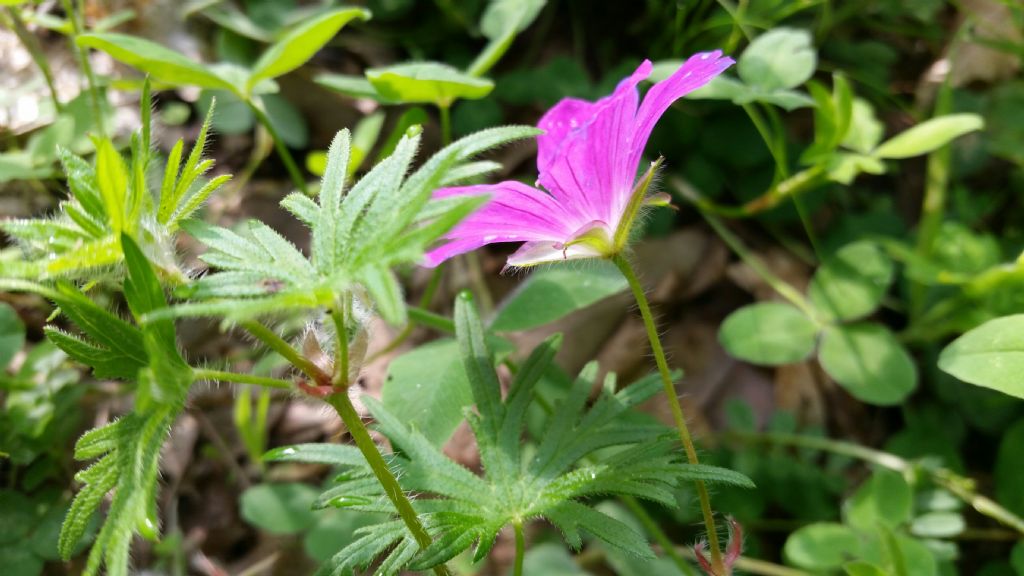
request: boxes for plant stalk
[726,430,1024,535]
[512,521,525,576]
[611,253,726,576]
[439,104,452,146]
[327,296,450,575]
[5,7,63,114]
[325,392,449,576]
[60,0,106,137]
[192,368,292,390]
[247,98,309,195]
[239,320,327,385]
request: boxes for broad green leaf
[841,98,884,154]
[381,339,473,446]
[844,561,888,576]
[315,73,392,102]
[719,302,818,365]
[76,33,235,92]
[844,470,912,531]
[819,323,917,406]
[909,512,965,538]
[366,62,494,107]
[263,443,366,467]
[784,523,862,570]
[939,314,1024,399]
[480,0,546,40]
[490,261,627,331]
[247,8,370,90]
[521,543,592,575]
[738,28,817,91]
[873,114,984,159]
[0,303,25,368]
[304,510,385,563]
[995,419,1024,518]
[809,241,894,321]
[239,483,319,535]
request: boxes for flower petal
[536,62,653,227]
[423,181,574,267]
[630,51,734,172]
[504,239,606,269]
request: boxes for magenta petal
[536,97,593,176]
[536,61,653,226]
[629,51,734,170]
[423,181,574,267]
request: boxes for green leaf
[939,314,1024,399]
[995,419,1024,518]
[719,302,818,365]
[480,0,546,40]
[873,113,984,159]
[315,73,391,102]
[94,139,127,233]
[77,33,235,92]
[784,523,862,570]
[0,303,25,368]
[842,98,884,154]
[521,543,592,575]
[247,8,369,91]
[366,62,494,107]
[819,323,917,406]
[491,261,627,331]
[738,28,817,91]
[844,561,888,576]
[240,483,320,535]
[380,339,473,447]
[808,241,894,321]
[909,512,965,538]
[844,470,912,531]
[263,443,367,467]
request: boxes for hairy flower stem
[512,521,525,576]
[247,99,309,195]
[239,320,326,384]
[192,368,293,390]
[325,391,449,576]
[612,254,726,575]
[328,300,451,576]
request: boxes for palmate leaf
[51,237,193,576]
[166,125,538,325]
[270,293,753,574]
[0,89,230,282]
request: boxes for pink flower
[423,51,734,268]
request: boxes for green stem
[611,254,725,576]
[695,202,822,323]
[60,0,105,137]
[726,431,1024,535]
[5,7,63,114]
[439,104,452,147]
[676,548,812,576]
[466,27,516,77]
[192,368,293,390]
[247,98,309,195]
[512,521,525,576]
[239,320,328,385]
[623,497,697,575]
[325,392,449,576]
